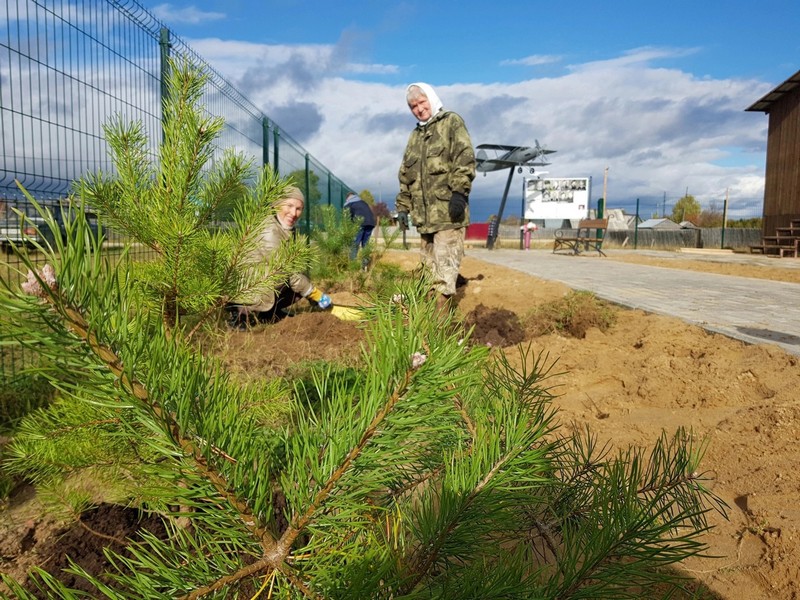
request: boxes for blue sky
[146,0,799,221]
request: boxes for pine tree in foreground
[0,58,727,599]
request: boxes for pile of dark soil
[463,304,526,348]
[1,492,165,597]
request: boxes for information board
[523,177,591,221]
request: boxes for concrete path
[467,248,800,357]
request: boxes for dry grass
[525,291,617,338]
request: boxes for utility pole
[723,188,729,228]
[602,167,608,214]
[721,188,729,249]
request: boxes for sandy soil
[382,249,800,600]
[2,248,799,598]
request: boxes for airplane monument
[475,141,556,249]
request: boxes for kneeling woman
[226,186,332,330]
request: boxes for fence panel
[1,0,351,386]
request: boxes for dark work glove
[448,192,467,222]
[397,211,409,230]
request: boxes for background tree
[372,201,392,223]
[728,217,763,229]
[697,200,724,228]
[287,169,322,204]
[358,189,375,204]
[671,194,701,224]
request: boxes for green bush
[309,204,362,283]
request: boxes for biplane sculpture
[476,141,556,249]
[475,141,555,175]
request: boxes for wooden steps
[750,219,800,258]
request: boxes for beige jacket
[237,216,312,312]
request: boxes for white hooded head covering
[406,82,443,125]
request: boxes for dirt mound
[219,309,366,379]
[464,304,526,347]
[0,495,165,596]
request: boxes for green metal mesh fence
[0,0,350,389]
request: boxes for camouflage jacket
[396,110,476,234]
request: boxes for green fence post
[262,117,270,168]
[159,27,171,144]
[721,192,729,249]
[273,128,280,175]
[304,154,311,233]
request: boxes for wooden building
[746,69,800,235]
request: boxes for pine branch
[18,261,280,549]
[275,368,414,557]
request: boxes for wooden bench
[553,218,608,256]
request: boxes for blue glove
[317,293,332,310]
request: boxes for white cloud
[187,38,399,83]
[567,46,702,71]
[500,55,562,67]
[151,3,225,25]
[188,38,771,218]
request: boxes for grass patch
[526,290,617,338]
[0,371,56,430]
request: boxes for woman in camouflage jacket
[396,82,475,308]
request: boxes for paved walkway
[467,248,800,357]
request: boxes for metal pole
[597,196,605,242]
[634,198,640,249]
[488,167,515,250]
[262,117,270,168]
[159,28,171,145]
[273,128,280,174]
[519,179,525,250]
[721,188,729,249]
[304,154,311,234]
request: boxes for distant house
[746,69,800,234]
[679,221,699,229]
[638,218,680,229]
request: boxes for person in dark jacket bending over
[344,191,376,268]
[395,82,475,311]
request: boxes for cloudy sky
[146,0,799,221]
